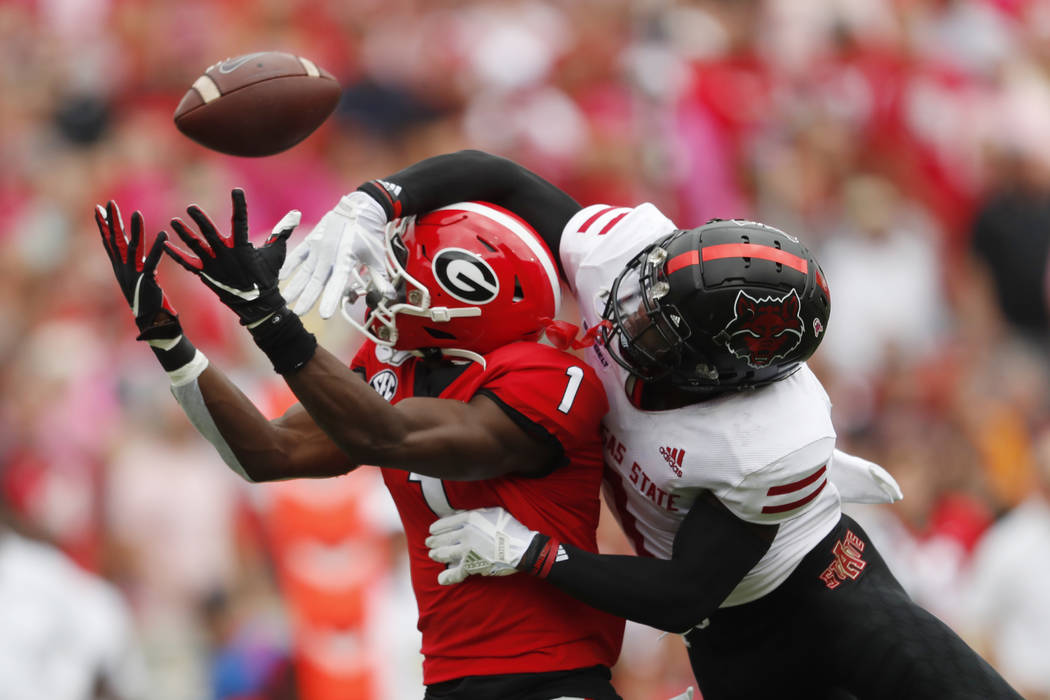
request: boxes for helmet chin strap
[433,347,487,368]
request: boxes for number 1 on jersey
[408,473,456,516]
[558,366,584,414]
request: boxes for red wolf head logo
[718,289,803,368]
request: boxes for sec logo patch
[369,369,398,401]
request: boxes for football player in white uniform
[282,150,1019,699]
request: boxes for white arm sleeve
[167,350,255,482]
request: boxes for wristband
[356,180,403,219]
[517,534,562,579]
[137,320,197,373]
[248,307,318,374]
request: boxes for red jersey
[352,340,624,684]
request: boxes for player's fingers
[423,530,459,550]
[370,268,397,300]
[142,230,168,276]
[186,205,229,249]
[428,511,471,535]
[283,270,312,311]
[95,205,118,261]
[427,545,462,564]
[437,566,467,586]
[162,238,204,272]
[317,268,349,319]
[130,211,148,271]
[171,218,216,260]
[294,268,330,317]
[230,188,249,246]
[107,201,129,261]
[279,247,302,281]
[267,210,301,245]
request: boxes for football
[173,51,341,157]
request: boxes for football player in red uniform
[280,150,1021,700]
[93,191,624,700]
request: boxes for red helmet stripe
[702,243,808,273]
[666,250,699,274]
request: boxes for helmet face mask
[343,202,561,358]
[601,220,831,395]
[604,247,692,381]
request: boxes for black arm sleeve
[518,492,777,633]
[357,150,581,276]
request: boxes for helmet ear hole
[512,276,524,303]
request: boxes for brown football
[173,51,341,157]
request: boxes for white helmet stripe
[433,201,561,315]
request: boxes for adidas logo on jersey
[659,446,685,477]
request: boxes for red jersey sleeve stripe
[666,250,699,274]
[766,464,827,496]
[597,211,629,235]
[579,206,615,233]
[761,478,827,514]
[702,243,808,273]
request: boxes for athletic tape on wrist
[169,365,254,482]
[166,349,209,387]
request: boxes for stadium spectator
[963,429,1050,699]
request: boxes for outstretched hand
[94,200,198,372]
[279,190,392,318]
[164,188,300,327]
[94,200,177,334]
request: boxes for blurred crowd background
[3,0,1050,698]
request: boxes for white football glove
[830,448,903,504]
[279,191,393,318]
[425,507,539,586]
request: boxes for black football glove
[164,188,317,374]
[164,188,298,327]
[94,201,196,372]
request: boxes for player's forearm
[358,150,580,269]
[189,366,299,481]
[169,363,349,482]
[518,493,774,632]
[518,543,736,633]
[283,345,412,465]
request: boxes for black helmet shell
[602,219,831,394]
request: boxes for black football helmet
[601,219,831,395]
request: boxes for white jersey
[561,203,841,607]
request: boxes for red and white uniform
[561,203,842,607]
[352,340,624,684]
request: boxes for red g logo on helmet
[718,289,803,368]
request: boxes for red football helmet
[345,201,561,357]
